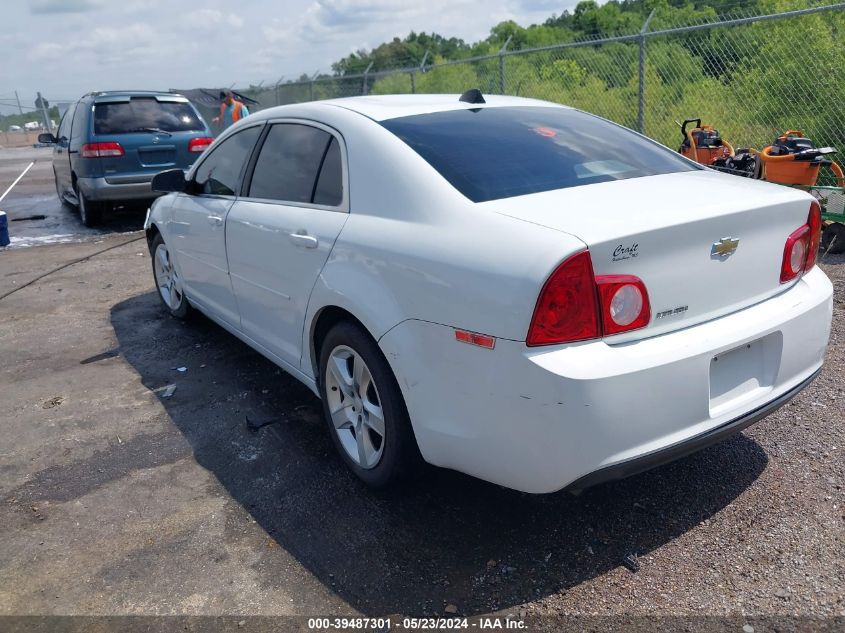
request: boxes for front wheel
[318,321,422,488]
[54,169,71,207]
[150,233,190,319]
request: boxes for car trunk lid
[481,169,816,342]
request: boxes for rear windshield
[381,106,698,202]
[94,98,203,135]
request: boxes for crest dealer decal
[612,243,639,262]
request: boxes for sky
[0,0,581,115]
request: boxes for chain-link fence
[233,2,845,179]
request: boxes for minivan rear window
[94,98,203,135]
[381,106,698,202]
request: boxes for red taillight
[527,251,650,346]
[188,137,214,153]
[595,276,651,336]
[780,200,821,283]
[80,142,124,158]
[806,200,821,270]
[527,251,600,346]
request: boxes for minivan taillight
[188,137,214,153]
[780,200,821,283]
[526,251,651,346]
[80,142,124,158]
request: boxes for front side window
[94,98,204,135]
[248,123,341,206]
[381,106,698,203]
[194,126,261,196]
[57,105,74,140]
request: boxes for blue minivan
[42,91,213,226]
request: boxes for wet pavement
[0,146,145,248]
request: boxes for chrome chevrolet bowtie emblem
[712,236,740,257]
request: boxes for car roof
[256,94,569,123]
[83,90,187,101]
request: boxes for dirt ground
[0,150,843,629]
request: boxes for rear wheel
[77,189,102,227]
[151,233,190,319]
[821,222,845,255]
[318,321,422,488]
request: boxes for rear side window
[313,138,343,206]
[94,98,203,135]
[194,126,261,196]
[248,123,338,205]
[381,106,698,203]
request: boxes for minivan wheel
[151,233,190,319]
[318,321,422,488]
[78,190,102,227]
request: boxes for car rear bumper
[564,366,820,491]
[77,175,159,201]
[378,266,833,494]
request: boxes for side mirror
[38,133,56,144]
[152,169,187,194]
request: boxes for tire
[54,169,71,207]
[78,189,102,227]
[821,222,845,255]
[150,233,191,319]
[318,321,423,488]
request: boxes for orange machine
[678,118,734,165]
[759,130,845,187]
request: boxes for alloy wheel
[153,242,184,310]
[324,345,386,469]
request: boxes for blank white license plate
[709,333,780,417]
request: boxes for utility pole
[14,90,23,115]
[36,92,51,130]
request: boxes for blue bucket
[0,211,9,248]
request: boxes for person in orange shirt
[212,90,249,128]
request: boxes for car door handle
[207,215,224,227]
[288,232,318,249]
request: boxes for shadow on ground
[108,291,768,616]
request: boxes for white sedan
[144,93,833,494]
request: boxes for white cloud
[4,0,583,114]
[192,8,245,29]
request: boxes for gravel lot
[0,154,842,629]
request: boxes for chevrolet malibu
[144,93,833,494]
